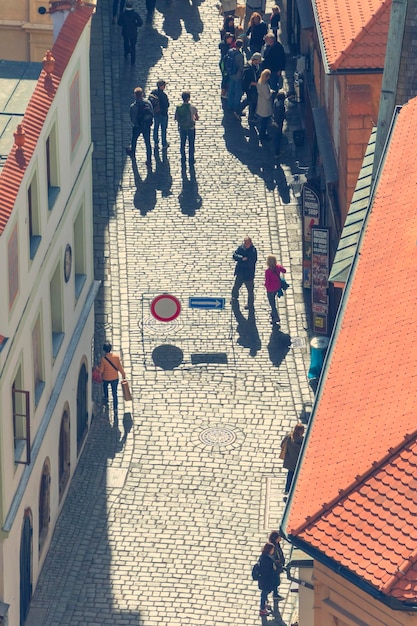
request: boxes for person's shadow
[132,158,157,216]
[267,326,291,366]
[232,299,261,357]
[178,166,202,216]
[157,0,203,40]
[153,149,173,197]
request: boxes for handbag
[279,437,288,460]
[281,278,290,291]
[92,366,102,384]
[121,379,132,402]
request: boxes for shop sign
[302,185,320,288]
[312,227,329,335]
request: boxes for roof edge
[331,0,392,71]
[286,535,417,611]
[289,427,417,537]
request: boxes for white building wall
[0,13,96,626]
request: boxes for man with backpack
[149,80,170,150]
[126,87,154,168]
[226,39,245,120]
[119,1,143,67]
[174,91,199,168]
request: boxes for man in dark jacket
[231,236,258,309]
[261,33,285,90]
[150,80,170,149]
[126,87,154,167]
[241,51,262,122]
[119,1,143,66]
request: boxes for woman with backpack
[258,543,277,617]
[264,254,287,326]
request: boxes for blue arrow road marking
[189,297,225,310]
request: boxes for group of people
[126,83,199,170]
[256,531,286,617]
[219,9,287,155]
[232,236,287,328]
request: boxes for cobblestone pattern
[26,0,313,625]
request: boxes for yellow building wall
[314,561,417,626]
[0,0,52,61]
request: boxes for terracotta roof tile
[314,0,392,70]
[286,97,417,603]
[0,3,94,236]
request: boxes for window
[46,125,60,209]
[50,263,64,358]
[58,409,70,500]
[12,365,31,464]
[70,71,81,153]
[32,314,45,406]
[28,176,41,259]
[38,459,50,554]
[74,206,86,298]
[8,223,19,311]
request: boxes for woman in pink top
[264,254,286,326]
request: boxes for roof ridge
[290,427,417,536]
[332,0,391,70]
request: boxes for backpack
[175,103,194,130]
[149,91,161,115]
[251,560,261,581]
[136,99,154,127]
[225,48,239,76]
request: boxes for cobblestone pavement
[27,0,313,624]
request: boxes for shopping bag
[121,379,132,402]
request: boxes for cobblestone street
[27,0,313,624]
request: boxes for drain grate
[199,427,236,446]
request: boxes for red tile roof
[0,3,94,236]
[314,0,392,70]
[285,97,417,603]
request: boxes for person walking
[264,254,287,325]
[256,68,274,141]
[280,423,305,499]
[269,5,281,40]
[227,39,245,119]
[261,32,286,90]
[119,1,143,67]
[258,543,277,617]
[174,91,199,168]
[268,531,285,602]
[126,87,154,167]
[98,342,126,415]
[150,80,170,150]
[241,51,262,123]
[272,91,286,157]
[246,12,268,54]
[232,236,257,309]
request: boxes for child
[270,5,281,40]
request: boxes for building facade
[0,0,53,63]
[0,3,97,625]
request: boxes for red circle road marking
[150,294,181,322]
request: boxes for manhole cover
[140,315,183,335]
[199,427,237,446]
